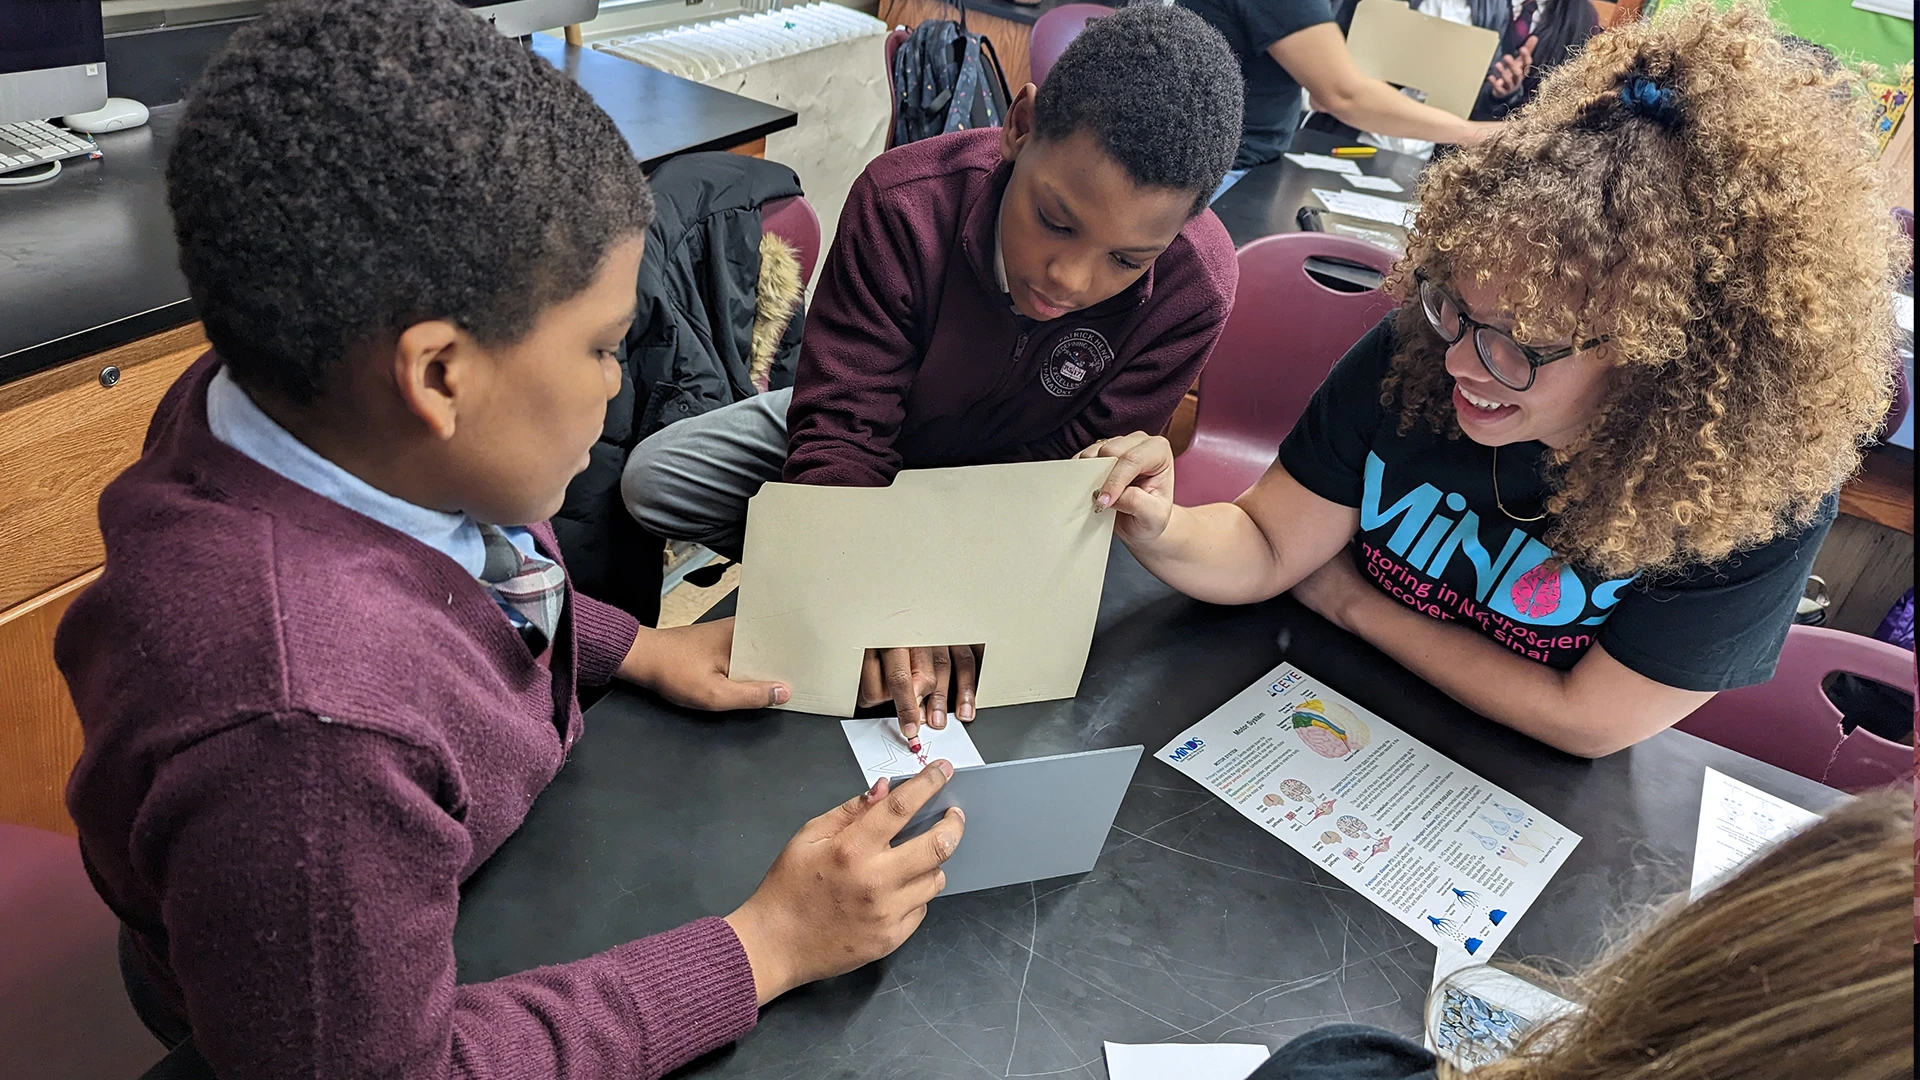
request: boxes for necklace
[1492,445,1546,523]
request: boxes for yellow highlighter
[1329,146,1378,158]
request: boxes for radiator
[598,2,891,254]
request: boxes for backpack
[891,18,1012,148]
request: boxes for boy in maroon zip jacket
[623,4,1245,739]
[58,2,965,1076]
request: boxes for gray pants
[621,387,792,561]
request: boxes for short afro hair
[1032,4,1243,215]
[168,0,654,405]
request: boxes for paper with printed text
[1689,768,1821,900]
[1157,663,1579,969]
[1343,173,1406,193]
[1282,151,1363,175]
[1311,188,1418,228]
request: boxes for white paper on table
[1688,768,1822,899]
[841,717,985,785]
[1311,188,1418,228]
[1157,663,1579,969]
[1343,173,1406,193]
[1103,1041,1272,1080]
[1893,292,1913,334]
[1424,961,1577,1071]
[1283,151,1363,175]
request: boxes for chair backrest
[1029,4,1112,87]
[759,194,822,290]
[1174,232,1398,507]
[883,27,910,150]
[1676,624,1916,793]
[0,824,165,1077]
[139,1037,213,1080]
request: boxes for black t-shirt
[1277,318,1834,692]
[1249,1024,1438,1080]
[1180,0,1334,169]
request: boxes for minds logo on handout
[1166,737,1205,763]
[1267,669,1306,696]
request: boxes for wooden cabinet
[0,323,206,834]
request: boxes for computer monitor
[0,0,108,124]
[460,0,600,38]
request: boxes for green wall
[1771,0,1913,72]
[1649,0,1913,71]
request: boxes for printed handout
[1311,188,1418,228]
[1157,663,1579,970]
[1343,173,1406,193]
[1689,768,1821,899]
[1282,151,1363,175]
[841,716,985,787]
[1425,963,1576,1072]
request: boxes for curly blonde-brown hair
[1382,0,1902,577]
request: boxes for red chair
[883,27,910,149]
[0,824,165,1077]
[1174,232,1398,507]
[1677,624,1916,794]
[1030,4,1112,87]
[759,194,822,290]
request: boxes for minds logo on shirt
[1039,329,1114,398]
[1356,452,1638,664]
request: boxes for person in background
[1083,1,1900,757]
[1337,0,1603,120]
[623,5,1243,743]
[1246,789,1914,1079]
[57,2,964,1076]
[1176,0,1500,199]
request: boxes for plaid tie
[477,523,566,654]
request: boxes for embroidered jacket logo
[1039,329,1114,398]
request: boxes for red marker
[907,735,923,754]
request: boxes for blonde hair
[1436,789,1915,1080]
[1385,0,1903,577]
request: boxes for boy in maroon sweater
[623,5,1245,740]
[55,2,964,1077]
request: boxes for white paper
[841,717,985,785]
[1283,151,1363,175]
[1103,1041,1272,1080]
[1343,173,1406,193]
[1688,768,1822,900]
[1893,292,1913,334]
[1311,188,1418,228]
[1425,963,1577,1071]
[1157,663,1579,970]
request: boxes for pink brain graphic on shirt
[1509,560,1563,619]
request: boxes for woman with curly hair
[1083,0,1902,757]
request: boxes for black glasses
[1416,273,1606,391]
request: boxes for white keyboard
[0,120,99,176]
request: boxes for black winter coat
[554,152,806,626]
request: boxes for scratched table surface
[453,542,1843,1079]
